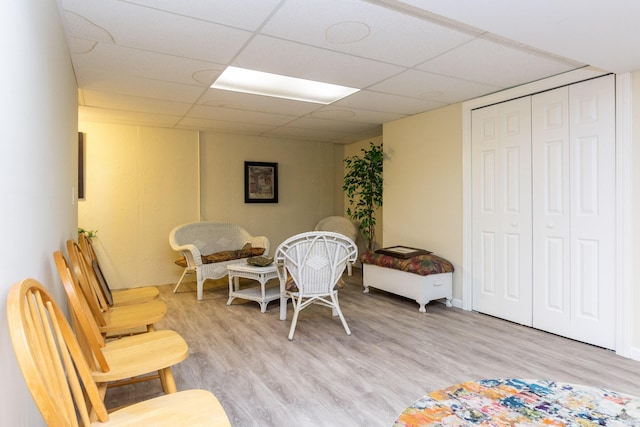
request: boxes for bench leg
[173,268,192,293]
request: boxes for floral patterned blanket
[359,251,454,276]
[394,378,640,426]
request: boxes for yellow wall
[78,126,342,287]
[78,123,200,288]
[383,104,463,300]
[199,132,338,252]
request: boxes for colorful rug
[394,379,640,426]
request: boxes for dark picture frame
[375,246,432,259]
[78,132,85,200]
[245,161,278,203]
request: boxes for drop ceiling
[57,0,640,144]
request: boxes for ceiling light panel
[211,66,360,104]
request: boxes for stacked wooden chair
[54,250,188,399]
[78,233,159,306]
[66,239,165,335]
[7,277,230,426]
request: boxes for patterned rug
[394,379,640,426]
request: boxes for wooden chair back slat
[53,250,110,372]
[67,240,111,324]
[7,279,110,426]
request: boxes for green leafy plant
[78,227,98,239]
[343,142,383,252]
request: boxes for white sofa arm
[173,243,203,267]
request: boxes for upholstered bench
[360,251,453,312]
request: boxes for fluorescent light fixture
[211,66,359,104]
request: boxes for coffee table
[226,262,280,313]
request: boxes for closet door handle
[547,223,555,229]
[511,222,518,227]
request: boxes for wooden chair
[54,251,188,400]
[78,233,159,306]
[66,240,166,335]
[275,231,358,340]
[7,278,231,426]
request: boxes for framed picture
[245,161,278,203]
[375,246,432,259]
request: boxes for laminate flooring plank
[104,270,640,426]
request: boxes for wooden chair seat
[7,278,231,426]
[111,286,159,305]
[98,299,167,334]
[94,330,188,384]
[96,389,230,426]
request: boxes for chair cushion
[359,251,454,276]
[175,247,265,267]
[285,275,345,292]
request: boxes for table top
[227,261,277,273]
[394,378,640,426]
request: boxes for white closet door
[472,97,532,325]
[569,75,616,349]
[532,75,616,349]
[532,86,571,336]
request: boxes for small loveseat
[169,221,270,300]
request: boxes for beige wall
[199,132,338,252]
[78,129,341,288]
[383,104,463,301]
[78,124,200,288]
[1,1,78,425]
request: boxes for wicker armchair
[169,221,270,300]
[275,231,357,340]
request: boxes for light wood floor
[105,269,640,426]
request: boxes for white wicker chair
[314,216,359,275]
[275,231,357,340]
[169,222,270,300]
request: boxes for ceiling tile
[121,0,282,31]
[233,35,404,88]
[61,0,253,63]
[75,71,206,103]
[261,0,476,67]
[188,105,296,126]
[334,90,446,115]
[81,90,192,116]
[369,69,503,104]
[416,36,582,87]
[72,43,225,86]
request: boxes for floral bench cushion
[359,251,454,276]
[175,247,265,268]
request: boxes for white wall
[0,1,78,425]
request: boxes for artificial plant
[343,142,383,251]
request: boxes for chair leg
[331,292,351,336]
[172,268,191,293]
[288,296,302,341]
[196,274,204,301]
[158,367,177,393]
